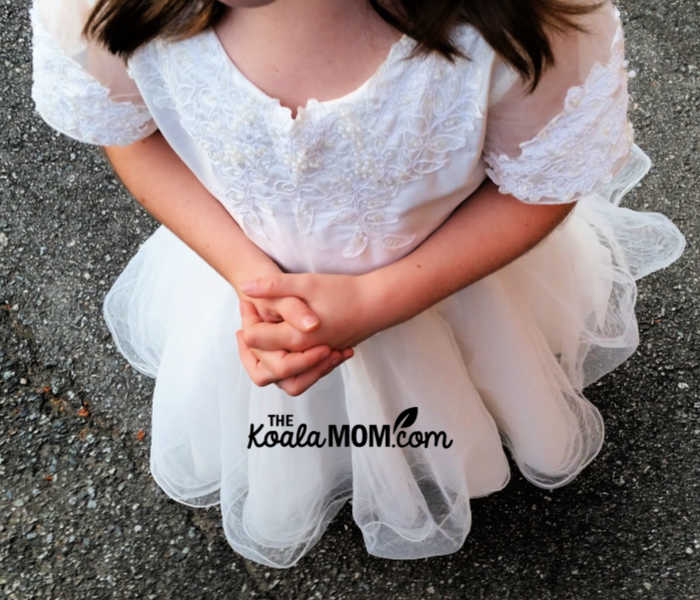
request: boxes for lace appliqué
[30,7,156,147]
[130,25,489,258]
[483,6,635,204]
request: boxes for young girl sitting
[30,0,686,569]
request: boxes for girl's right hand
[235,298,353,396]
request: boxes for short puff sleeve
[483,1,635,204]
[30,0,157,146]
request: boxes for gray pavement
[1,0,698,598]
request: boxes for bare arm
[360,179,577,331]
[102,130,282,291]
[102,130,351,393]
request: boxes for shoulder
[398,21,498,94]
[484,1,624,107]
[449,21,497,64]
[440,21,508,101]
[30,0,157,146]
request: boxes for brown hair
[83,0,607,93]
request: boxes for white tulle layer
[103,144,685,568]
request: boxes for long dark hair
[83,0,607,93]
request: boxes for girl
[30,0,686,569]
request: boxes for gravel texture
[1,0,698,598]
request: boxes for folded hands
[234,272,385,396]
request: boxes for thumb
[276,296,321,332]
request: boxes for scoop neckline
[208,26,410,125]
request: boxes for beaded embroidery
[129,25,491,256]
[483,7,635,204]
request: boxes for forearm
[102,130,282,291]
[362,178,576,329]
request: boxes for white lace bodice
[30,0,636,274]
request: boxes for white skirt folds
[103,144,685,568]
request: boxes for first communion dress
[31,0,686,568]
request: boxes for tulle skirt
[103,144,685,568]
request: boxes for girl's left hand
[237,273,382,352]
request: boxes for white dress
[30,0,686,568]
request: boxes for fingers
[239,297,263,328]
[256,304,284,323]
[236,329,356,396]
[236,329,275,386]
[248,297,319,331]
[238,274,307,298]
[237,330,321,387]
[250,345,333,381]
[275,349,350,397]
[272,296,320,332]
[242,320,311,352]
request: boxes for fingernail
[331,354,341,366]
[302,316,319,330]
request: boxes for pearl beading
[128,24,491,258]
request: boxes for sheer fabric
[31,0,156,145]
[484,0,632,202]
[30,0,686,568]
